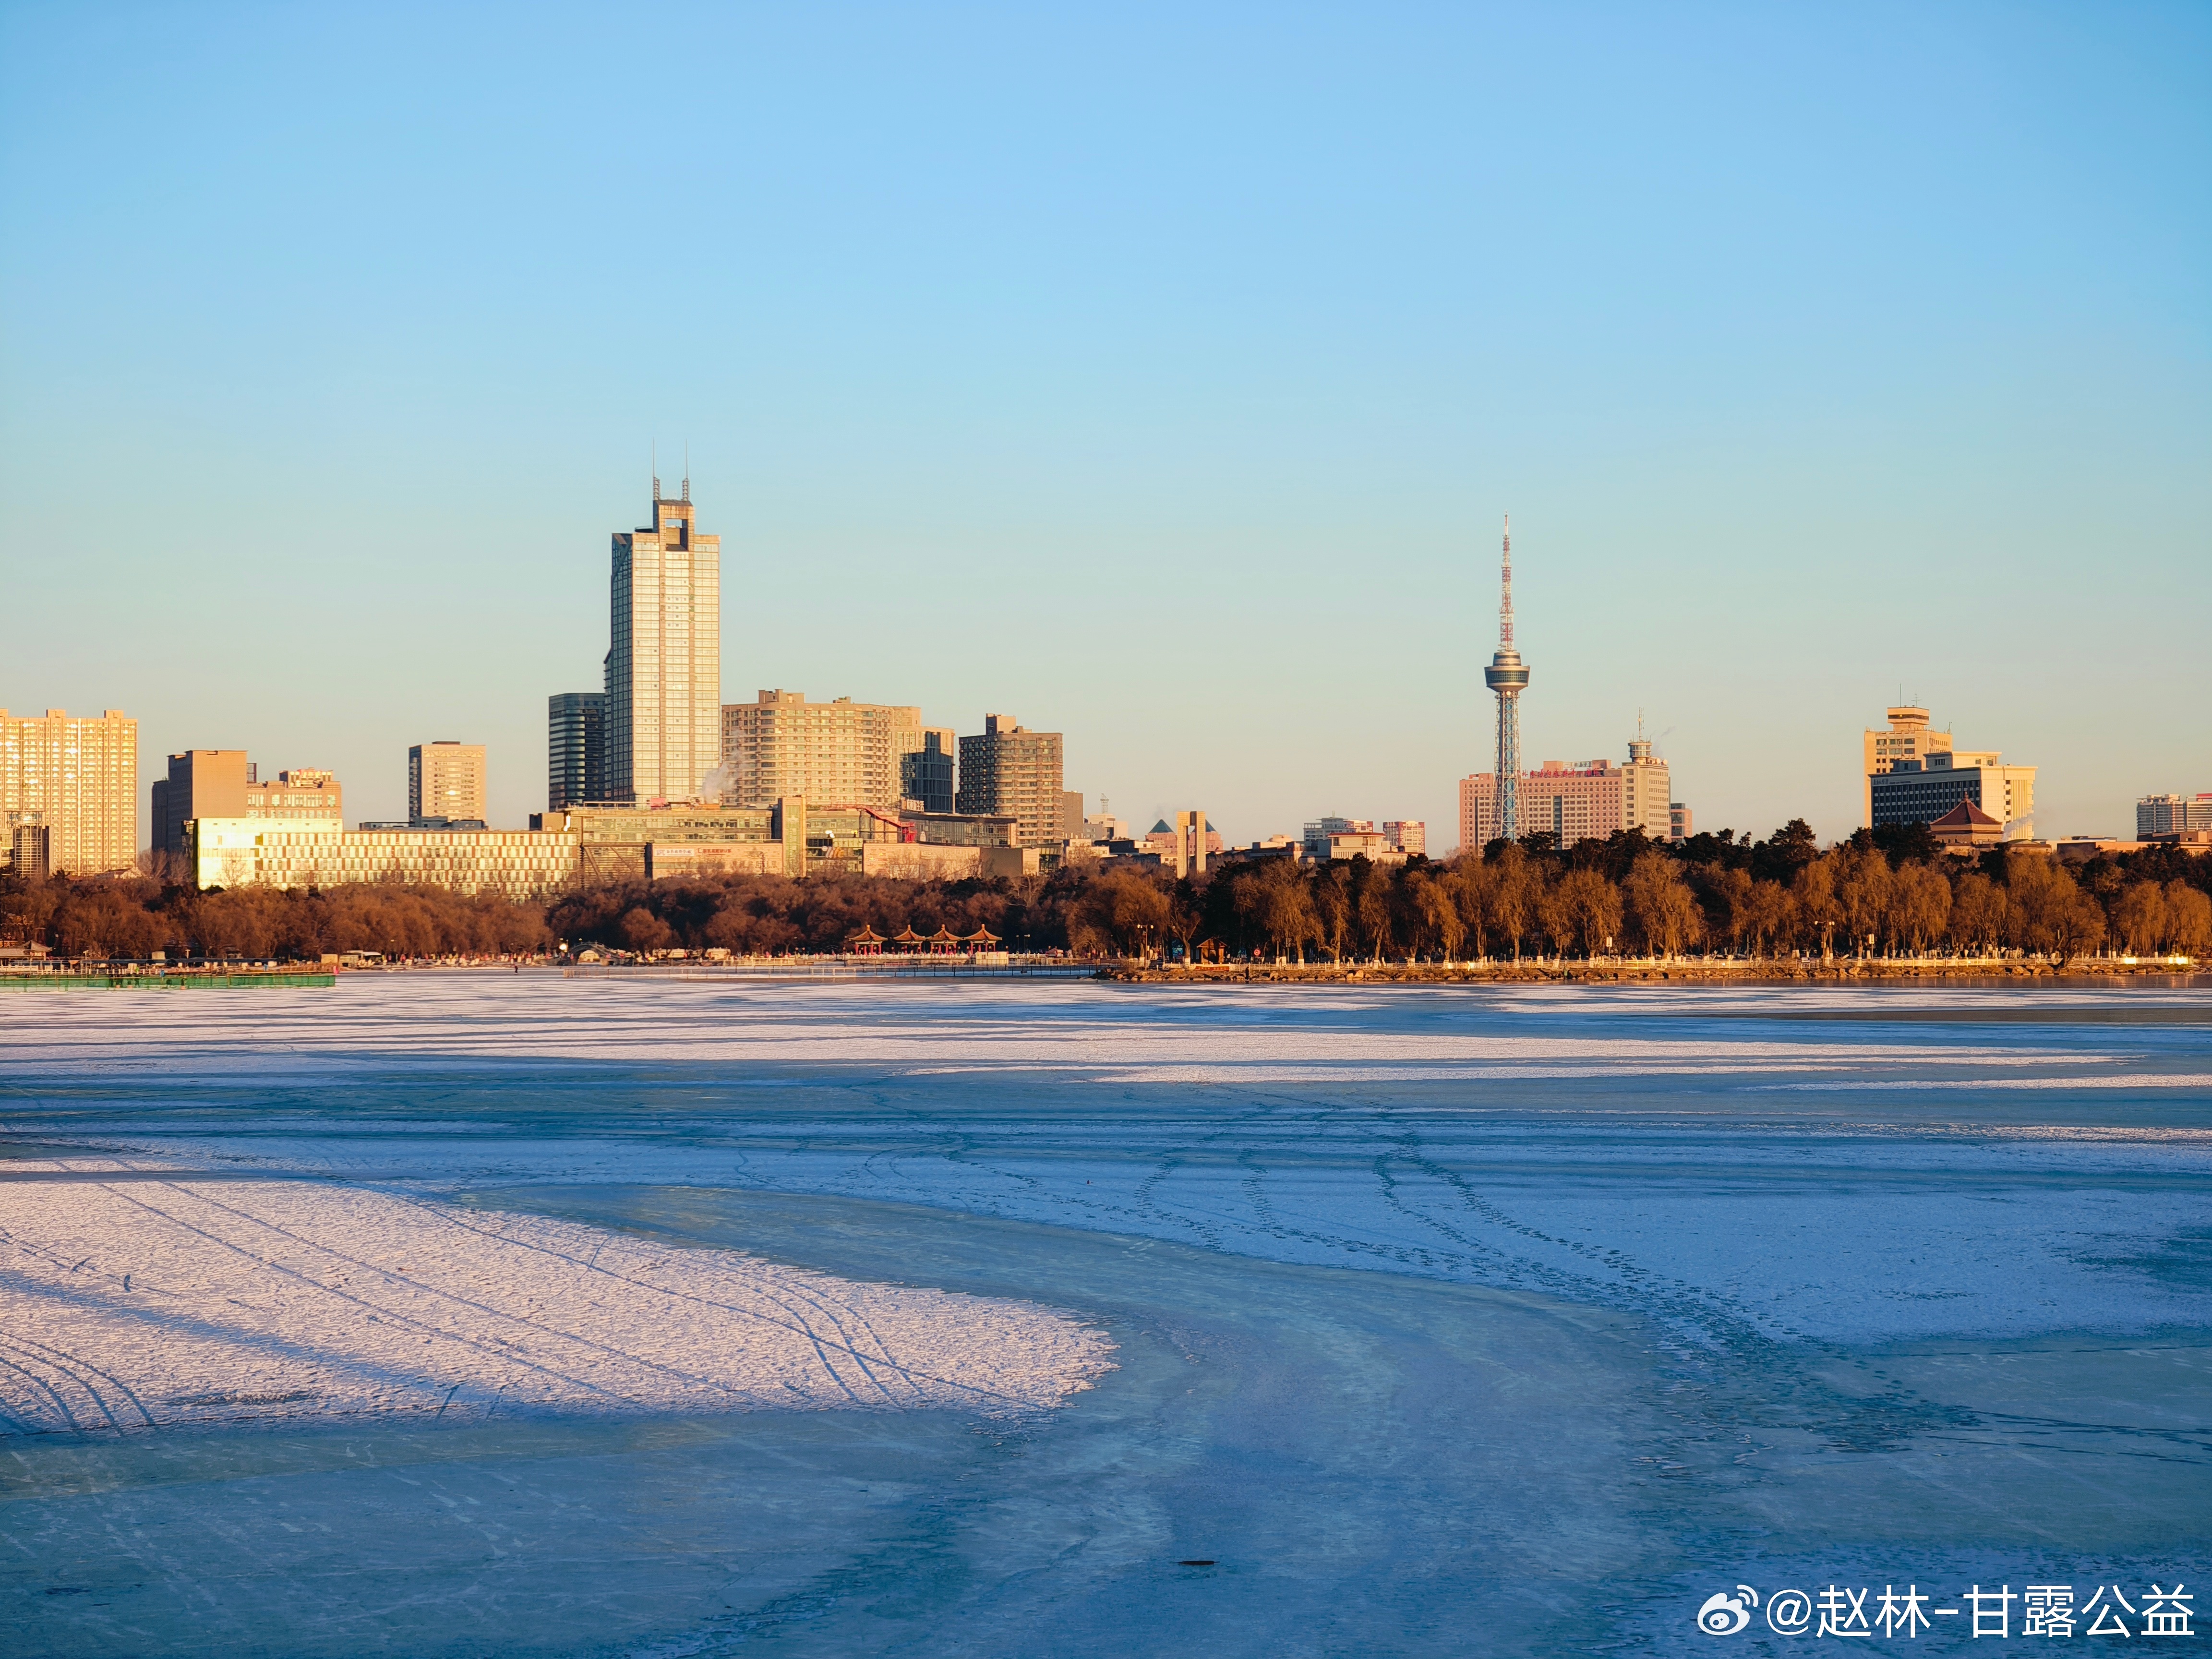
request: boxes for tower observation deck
[1481,516,1529,842]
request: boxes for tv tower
[1482,515,1530,842]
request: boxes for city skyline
[3,6,2206,844]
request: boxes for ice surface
[3,974,2208,1655]
[0,1181,1111,1434]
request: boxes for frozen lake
[4,973,2208,1654]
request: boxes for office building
[530,798,1024,886]
[0,708,138,876]
[1863,707,1954,828]
[2139,793,2212,839]
[900,730,957,815]
[1669,803,1693,842]
[191,818,576,903]
[1459,733,1671,852]
[1869,750,2035,833]
[957,715,1066,847]
[153,749,251,858]
[719,691,941,814]
[608,475,721,804]
[153,754,342,858]
[12,822,51,880]
[410,743,487,824]
[548,692,608,811]
[1382,821,1425,858]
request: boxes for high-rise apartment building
[409,742,488,824]
[1863,707,1954,828]
[548,692,608,811]
[0,708,137,876]
[901,731,957,815]
[719,692,938,814]
[957,715,1066,847]
[608,477,720,804]
[2138,794,2212,839]
[1459,735,1671,852]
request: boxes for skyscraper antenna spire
[651,441,661,505]
[682,440,690,502]
[1500,513,1515,647]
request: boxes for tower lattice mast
[1482,515,1530,843]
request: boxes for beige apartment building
[409,742,487,822]
[609,481,721,804]
[1862,706,1954,827]
[0,708,138,876]
[718,691,944,815]
[1459,735,1670,852]
[957,714,1067,847]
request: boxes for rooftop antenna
[1500,513,1515,647]
[682,440,690,503]
[651,440,661,504]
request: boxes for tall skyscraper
[957,714,1066,847]
[548,692,607,811]
[608,472,721,805]
[0,708,138,875]
[409,742,488,823]
[1482,517,1530,842]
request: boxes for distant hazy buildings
[1460,734,1671,852]
[608,477,720,804]
[1,708,137,876]
[957,715,1066,847]
[548,692,607,811]
[719,691,945,815]
[2139,793,2212,839]
[1669,803,1694,842]
[409,742,487,825]
[1297,817,1422,863]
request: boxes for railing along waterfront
[565,954,1103,981]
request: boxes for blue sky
[3,2,2206,846]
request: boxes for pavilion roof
[1930,799,2000,828]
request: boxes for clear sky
[3,3,2206,848]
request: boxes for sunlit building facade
[608,480,720,804]
[1,707,138,875]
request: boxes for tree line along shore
[0,819,2205,970]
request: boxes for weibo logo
[1697,1587,1759,1635]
